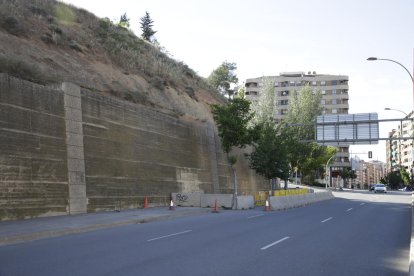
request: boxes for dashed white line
[346,208,353,212]
[261,236,290,250]
[248,214,264,219]
[360,203,366,206]
[321,217,333,223]
[147,230,192,242]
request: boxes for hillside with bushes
[0,0,225,121]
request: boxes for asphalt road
[0,190,411,276]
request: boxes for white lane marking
[147,230,192,242]
[248,214,264,219]
[261,236,290,250]
[360,203,366,206]
[346,208,353,212]
[321,217,333,223]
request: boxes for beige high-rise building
[355,160,387,189]
[385,111,414,175]
[244,71,350,169]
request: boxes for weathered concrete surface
[236,196,255,209]
[0,75,268,220]
[201,194,234,208]
[62,82,87,215]
[0,74,68,220]
[172,192,202,207]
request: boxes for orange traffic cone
[264,200,270,211]
[144,196,148,209]
[169,199,175,211]
[212,199,220,213]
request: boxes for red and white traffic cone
[169,199,175,211]
[264,200,270,211]
[212,198,220,213]
[144,196,148,209]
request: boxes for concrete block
[62,82,81,97]
[172,192,202,207]
[236,196,254,210]
[201,194,233,208]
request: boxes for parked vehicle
[374,184,387,193]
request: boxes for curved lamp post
[384,107,408,117]
[325,154,336,189]
[367,57,414,108]
[367,57,414,82]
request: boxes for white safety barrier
[172,192,202,207]
[236,196,255,210]
[269,191,334,211]
[201,194,234,209]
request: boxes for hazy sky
[63,0,414,162]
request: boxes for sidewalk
[0,207,210,246]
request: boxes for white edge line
[147,230,192,242]
[248,214,265,219]
[346,208,353,212]
[321,217,333,223]
[261,236,290,250]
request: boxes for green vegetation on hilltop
[0,0,214,94]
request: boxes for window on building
[280,100,289,105]
[296,81,302,86]
[274,82,279,87]
[332,109,337,114]
[321,90,326,95]
[312,81,317,86]
[321,99,325,105]
[332,99,337,105]
[332,89,337,94]
[320,81,326,86]
[331,80,337,85]
[289,81,295,86]
[281,91,289,96]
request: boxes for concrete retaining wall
[0,75,269,220]
[269,191,334,211]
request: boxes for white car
[374,184,387,193]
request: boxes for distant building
[355,160,387,189]
[244,71,350,169]
[385,111,414,175]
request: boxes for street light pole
[384,107,408,117]
[325,155,335,189]
[367,57,414,108]
[368,56,414,184]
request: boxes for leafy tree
[400,168,410,186]
[387,170,403,189]
[207,61,238,98]
[282,85,326,184]
[338,167,356,187]
[247,122,290,183]
[251,77,276,125]
[118,13,130,28]
[140,11,156,42]
[211,98,257,205]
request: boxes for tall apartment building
[245,71,350,169]
[385,111,414,175]
[354,160,387,189]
